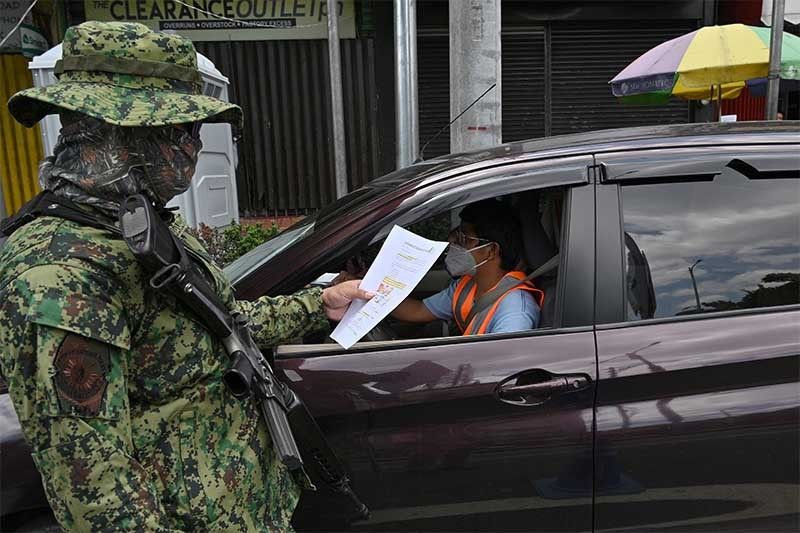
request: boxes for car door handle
[495,370,591,406]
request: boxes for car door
[274,156,598,531]
[592,144,800,531]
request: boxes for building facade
[10,0,767,216]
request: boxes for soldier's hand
[322,280,374,321]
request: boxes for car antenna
[416,82,497,163]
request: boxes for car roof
[315,121,798,227]
[371,121,799,189]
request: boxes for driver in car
[393,199,544,335]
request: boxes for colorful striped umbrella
[610,24,800,104]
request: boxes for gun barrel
[260,396,305,471]
[223,352,253,399]
[286,393,370,518]
[334,481,370,522]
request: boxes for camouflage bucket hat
[8,21,242,130]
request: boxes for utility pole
[449,0,501,154]
[394,0,419,168]
[327,0,348,198]
[688,259,703,313]
[766,0,785,120]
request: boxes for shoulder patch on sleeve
[53,334,111,417]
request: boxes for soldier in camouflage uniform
[0,21,370,531]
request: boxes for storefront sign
[0,1,45,55]
[84,0,356,40]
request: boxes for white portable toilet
[28,45,239,229]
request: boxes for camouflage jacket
[0,214,328,532]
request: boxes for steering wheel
[363,323,399,342]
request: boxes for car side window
[621,167,800,321]
[287,185,573,354]
[353,189,564,334]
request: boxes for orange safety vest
[451,271,545,336]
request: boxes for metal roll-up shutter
[342,39,381,192]
[196,40,379,215]
[550,21,696,136]
[418,31,451,159]
[502,29,546,143]
[418,29,548,155]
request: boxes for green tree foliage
[190,222,280,266]
[682,272,800,314]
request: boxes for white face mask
[444,243,492,277]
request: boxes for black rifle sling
[0,191,120,237]
[2,191,215,294]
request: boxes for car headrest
[515,191,558,272]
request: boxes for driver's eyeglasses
[450,228,491,248]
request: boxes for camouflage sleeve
[0,268,179,532]
[236,287,329,348]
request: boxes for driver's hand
[332,270,359,285]
[322,280,374,321]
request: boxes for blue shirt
[422,278,540,334]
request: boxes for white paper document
[330,226,448,349]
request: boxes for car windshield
[224,216,317,283]
[223,161,456,285]
[223,186,391,284]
